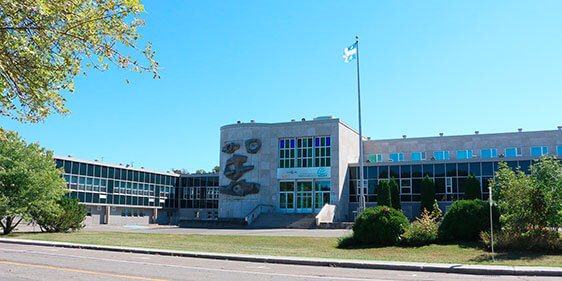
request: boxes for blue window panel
[530,146,548,156]
[389,153,403,162]
[433,151,449,160]
[368,154,382,163]
[481,149,497,159]
[326,137,331,146]
[456,150,472,160]
[505,147,517,158]
[411,152,422,161]
[558,146,562,156]
[315,138,320,147]
[280,140,284,149]
[290,139,295,148]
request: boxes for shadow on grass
[469,251,554,263]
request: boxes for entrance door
[279,181,295,212]
[314,181,330,211]
[296,181,313,213]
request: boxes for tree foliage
[490,156,562,231]
[0,0,159,124]
[0,131,67,234]
[464,174,481,200]
[389,177,401,210]
[420,175,435,213]
[353,206,409,245]
[376,180,391,207]
[402,200,441,246]
[31,196,85,232]
[438,199,500,241]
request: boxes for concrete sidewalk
[0,238,560,277]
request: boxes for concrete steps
[248,213,317,229]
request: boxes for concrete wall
[335,122,360,221]
[83,205,156,225]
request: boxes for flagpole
[355,36,366,214]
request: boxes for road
[0,243,554,281]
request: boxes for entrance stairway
[248,213,317,229]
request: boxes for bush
[464,174,481,200]
[402,200,442,246]
[353,206,409,245]
[32,196,86,232]
[389,178,401,210]
[376,180,391,207]
[438,199,500,241]
[336,235,358,248]
[420,175,435,213]
[480,229,561,252]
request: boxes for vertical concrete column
[152,208,158,223]
[105,205,110,224]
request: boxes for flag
[342,42,357,63]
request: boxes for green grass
[4,231,561,267]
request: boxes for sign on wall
[277,167,331,179]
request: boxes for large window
[481,149,497,159]
[368,154,382,163]
[433,151,449,160]
[411,152,426,161]
[530,146,548,156]
[505,147,522,158]
[389,153,404,162]
[558,145,562,156]
[456,150,473,160]
[279,136,331,168]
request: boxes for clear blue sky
[3,1,562,172]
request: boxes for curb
[1,238,560,277]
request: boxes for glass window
[412,165,422,177]
[400,165,411,178]
[279,138,295,168]
[296,137,313,168]
[64,161,72,174]
[469,162,481,176]
[434,164,445,177]
[458,163,468,176]
[389,166,399,178]
[389,153,404,162]
[367,166,378,179]
[530,146,548,156]
[101,166,108,178]
[87,164,94,177]
[433,151,449,160]
[557,145,562,156]
[446,163,457,177]
[456,150,473,160]
[505,147,521,158]
[378,166,389,179]
[79,163,87,175]
[367,154,382,163]
[71,161,79,174]
[411,152,425,161]
[314,136,331,167]
[422,164,433,177]
[481,162,494,176]
[481,149,497,159]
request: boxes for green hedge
[438,199,500,241]
[353,206,409,245]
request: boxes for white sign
[277,167,331,179]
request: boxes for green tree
[195,169,206,174]
[0,0,159,125]
[490,156,562,231]
[420,175,435,213]
[464,174,481,200]
[389,177,401,210]
[31,196,86,232]
[212,166,220,173]
[0,131,67,234]
[376,180,391,207]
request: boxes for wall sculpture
[220,139,262,197]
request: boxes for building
[55,117,562,225]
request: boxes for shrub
[402,200,442,246]
[353,206,409,245]
[438,199,500,241]
[389,178,401,210]
[464,174,481,200]
[480,229,561,252]
[336,235,358,248]
[376,180,391,207]
[420,175,435,213]
[32,196,86,232]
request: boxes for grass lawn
[4,231,561,267]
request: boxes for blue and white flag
[342,42,357,63]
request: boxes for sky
[3,1,562,173]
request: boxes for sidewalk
[0,238,560,277]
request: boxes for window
[481,149,497,159]
[505,147,522,158]
[558,145,562,156]
[456,150,473,160]
[411,152,426,161]
[530,146,548,156]
[445,177,453,194]
[279,139,295,168]
[296,137,313,167]
[367,154,382,163]
[400,179,412,194]
[314,136,331,167]
[389,153,404,162]
[433,151,449,160]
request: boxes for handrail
[244,204,274,225]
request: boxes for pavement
[15,223,352,237]
[0,238,560,278]
[0,242,559,281]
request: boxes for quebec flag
[342,42,357,63]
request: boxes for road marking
[0,260,169,281]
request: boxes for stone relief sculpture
[221,142,240,154]
[245,138,262,154]
[220,138,262,197]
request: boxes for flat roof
[54,155,179,177]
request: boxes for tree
[490,156,562,231]
[0,0,159,125]
[212,166,220,173]
[171,168,188,175]
[376,180,391,207]
[31,196,86,232]
[195,169,206,174]
[0,131,67,234]
[420,175,435,213]
[464,174,481,200]
[389,177,401,210]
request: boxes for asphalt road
[0,243,555,281]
